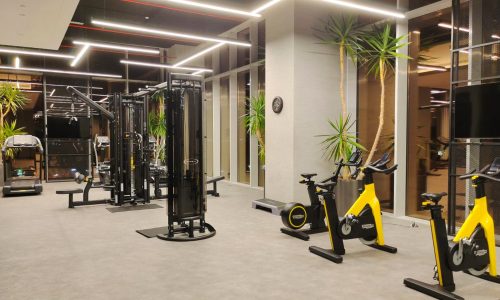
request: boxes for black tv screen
[47,117,91,139]
[455,82,500,139]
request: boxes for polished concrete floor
[0,181,499,300]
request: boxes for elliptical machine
[309,153,398,263]
[404,158,500,300]
[280,150,362,241]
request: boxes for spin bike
[280,150,362,241]
[309,153,398,263]
[404,158,500,300]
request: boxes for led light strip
[173,43,224,67]
[0,82,104,90]
[71,44,90,67]
[0,47,75,59]
[252,0,282,14]
[162,0,261,17]
[323,0,405,19]
[0,65,122,78]
[121,60,212,72]
[418,65,447,72]
[14,57,20,69]
[192,70,204,76]
[438,23,470,33]
[73,40,160,54]
[92,19,251,47]
[492,34,500,39]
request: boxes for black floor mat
[136,226,168,238]
[106,204,163,213]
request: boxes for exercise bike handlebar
[364,164,398,175]
[459,167,500,182]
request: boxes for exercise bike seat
[421,192,447,203]
[300,173,317,180]
[316,181,336,192]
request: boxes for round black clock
[272,96,283,114]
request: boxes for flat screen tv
[455,82,500,139]
[47,117,91,139]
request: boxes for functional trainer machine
[309,153,398,263]
[65,86,151,206]
[280,149,362,241]
[2,135,44,196]
[134,75,215,241]
[404,158,500,300]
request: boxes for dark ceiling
[64,0,264,50]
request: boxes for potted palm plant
[318,114,365,214]
[244,92,267,203]
[356,24,410,168]
[0,83,29,184]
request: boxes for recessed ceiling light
[121,59,213,72]
[323,0,405,19]
[73,40,159,54]
[0,48,74,59]
[92,19,251,47]
[0,65,122,78]
[161,0,261,18]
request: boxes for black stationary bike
[404,158,500,300]
[280,150,362,241]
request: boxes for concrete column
[264,0,343,201]
[229,73,238,182]
[249,21,260,187]
[393,0,409,217]
[212,78,221,177]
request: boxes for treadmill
[2,135,43,196]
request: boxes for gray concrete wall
[265,0,349,202]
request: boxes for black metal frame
[66,87,151,207]
[448,0,500,234]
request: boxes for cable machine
[135,74,215,241]
[67,87,151,206]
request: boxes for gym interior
[1,0,499,299]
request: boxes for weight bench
[57,188,109,208]
[56,189,84,208]
[207,176,225,197]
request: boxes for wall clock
[272,96,283,114]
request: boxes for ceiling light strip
[173,42,224,67]
[163,0,261,17]
[252,0,282,14]
[323,0,405,19]
[71,44,91,67]
[192,70,204,76]
[121,60,212,72]
[0,48,74,59]
[121,0,241,22]
[0,65,122,78]
[438,23,470,33]
[73,41,159,54]
[92,19,251,47]
[418,65,447,72]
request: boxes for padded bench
[207,176,225,197]
[56,189,84,208]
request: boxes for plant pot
[334,179,363,216]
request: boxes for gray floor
[0,181,499,300]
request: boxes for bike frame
[345,183,386,246]
[453,194,497,276]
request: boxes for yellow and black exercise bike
[309,153,398,263]
[404,157,500,300]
